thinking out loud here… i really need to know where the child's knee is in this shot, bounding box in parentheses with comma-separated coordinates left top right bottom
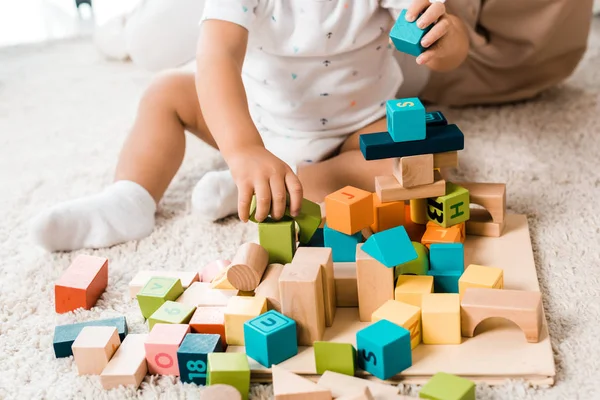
(140, 70, 195, 109)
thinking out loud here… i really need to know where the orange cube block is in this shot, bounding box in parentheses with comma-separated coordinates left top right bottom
(403, 204, 426, 242)
(421, 222, 464, 249)
(325, 186, 374, 235)
(55, 255, 108, 314)
(189, 307, 227, 346)
(370, 194, 404, 233)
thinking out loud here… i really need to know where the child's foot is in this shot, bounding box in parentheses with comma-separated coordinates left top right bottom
(30, 180, 156, 252)
(191, 170, 238, 221)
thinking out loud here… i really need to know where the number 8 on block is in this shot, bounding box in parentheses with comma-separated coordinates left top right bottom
(177, 333, 223, 385)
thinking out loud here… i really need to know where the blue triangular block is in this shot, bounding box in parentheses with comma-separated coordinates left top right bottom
(362, 226, 418, 268)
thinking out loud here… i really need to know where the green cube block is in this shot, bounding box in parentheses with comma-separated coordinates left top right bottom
(395, 241, 429, 279)
(258, 220, 296, 264)
(207, 352, 250, 400)
(419, 372, 475, 400)
(427, 183, 470, 228)
(314, 341, 356, 376)
(148, 300, 196, 330)
(136, 277, 184, 319)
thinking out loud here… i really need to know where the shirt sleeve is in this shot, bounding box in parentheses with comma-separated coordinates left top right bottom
(380, 0, 412, 19)
(201, 0, 260, 31)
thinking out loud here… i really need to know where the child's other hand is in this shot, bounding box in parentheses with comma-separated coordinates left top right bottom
(405, 0, 469, 72)
(226, 145, 303, 223)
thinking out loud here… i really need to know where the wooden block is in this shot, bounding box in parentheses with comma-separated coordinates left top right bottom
(278, 263, 326, 345)
(421, 294, 461, 344)
(360, 124, 464, 161)
(454, 182, 506, 224)
(207, 353, 251, 400)
(389, 9, 432, 56)
(465, 208, 506, 237)
(272, 365, 332, 400)
(325, 186, 374, 235)
(427, 183, 470, 228)
(376, 170, 446, 203)
(461, 288, 543, 343)
(428, 270, 462, 293)
(356, 319, 412, 380)
(243, 310, 298, 367)
(317, 370, 400, 398)
(72, 326, 120, 375)
(459, 264, 503, 300)
(370, 194, 404, 233)
(129, 270, 199, 298)
(136, 277, 184, 319)
(394, 154, 434, 188)
(372, 300, 421, 349)
(419, 372, 475, 400)
(433, 151, 459, 169)
(395, 242, 429, 278)
(145, 323, 190, 376)
(224, 295, 267, 345)
(323, 223, 362, 262)
(404, 204, 426, 242)
(211, 266, 237, 289)
(176, 282, 238, 308)
(254, 263, 284, 312)
(178, 333, 224, 385)
(314, 341, 356, 375)
(100, 333, 148, 390)
(259, 220, 297, 264)
(424, 111, 448, 127)
(227, 243, 269, 291)
(410, 198, 428, 224)
(201, 260, 231, 283)
(291, 247, 336, 327)
(362, 226, 417, 268)
(199, 384, 242, 400)
(361, 226, 374, 240)
(421, 222, 463, 249)
(147, 300, 195, 330)
(356, 244, 394, 322)
(289, 198, 322, 244)
(429, 243, 464, 273)
(334, 262, 358, 307)
(386, 98, 426, 142)
(189, 306, 227, 345)
(53, 316, 127, 358)
(55, 254, 108, 313)
(336, 387, 374, 400)
(395, 275, 434, 308)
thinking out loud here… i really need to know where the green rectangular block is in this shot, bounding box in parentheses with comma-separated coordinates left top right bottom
(427, 183, 470, 228)
(419, 372, 475, 400)
(136, 277, 184, 319)
(258, 220, 296, 264)
(148, 300, 196, 330)
(314, 341, 356, 376)
(207, 352, 250, 400)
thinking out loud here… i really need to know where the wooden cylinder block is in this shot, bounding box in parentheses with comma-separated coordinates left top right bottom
(199, 384, 242, 400)
(227, 243, 269, 291)
(254, 263, 284, 312)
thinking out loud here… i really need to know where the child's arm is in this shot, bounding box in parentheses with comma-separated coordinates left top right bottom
(195, 20, 303, 222)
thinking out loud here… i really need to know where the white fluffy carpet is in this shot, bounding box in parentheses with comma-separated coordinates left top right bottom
(1, 18, 600, 400)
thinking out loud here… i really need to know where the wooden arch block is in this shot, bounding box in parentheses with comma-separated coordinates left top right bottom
(272, 365, 332, 400)
(454, 182, 506, 237)
(227, 243, 269, 291)
(460, 288, 543, 343)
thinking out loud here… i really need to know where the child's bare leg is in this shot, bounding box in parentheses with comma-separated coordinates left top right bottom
(297, 118, 393, 202)
(31, 71, 214, 251)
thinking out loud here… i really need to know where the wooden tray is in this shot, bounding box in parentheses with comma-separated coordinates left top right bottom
(227, 214, 555, 386)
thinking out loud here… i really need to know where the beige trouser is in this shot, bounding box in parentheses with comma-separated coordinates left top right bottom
(122, 0, 594, 106)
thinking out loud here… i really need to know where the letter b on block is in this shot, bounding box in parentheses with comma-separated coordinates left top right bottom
(427, 183, 470, 228)
(243, 310, 298, 368)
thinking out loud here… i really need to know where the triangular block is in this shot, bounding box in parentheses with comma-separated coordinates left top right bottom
(362, 226, 418, 268)
(272, 365, 332, 400)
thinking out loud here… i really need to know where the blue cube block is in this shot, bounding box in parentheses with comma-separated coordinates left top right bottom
(428, 270, 461, 293)
(53, 316, 128, 358)
(177, 333, 223, 385)
(429, 243, 464, 273)
(390, 9, 433, 57)
(386, 98, 426, 143)
(425, 111, 447, 127)
(362, 225, 418, 268)
(324, 223, 362, 262)
(243, 310, 298, 368)
(357, 319, 412, 380)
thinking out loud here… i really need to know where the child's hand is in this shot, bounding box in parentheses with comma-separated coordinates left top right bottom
(405, 0, 469, 72)
(226, 145, 303, 223)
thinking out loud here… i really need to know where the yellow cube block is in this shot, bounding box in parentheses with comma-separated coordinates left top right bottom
(372, 300, 421, 349)
(394, 275, 434, 308)
(459, 264, 504, 300)
(421, 294, 461, 344)
(224, 295, 267, 345)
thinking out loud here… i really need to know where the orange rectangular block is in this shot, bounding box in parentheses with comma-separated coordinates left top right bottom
(325, 186, 374, 235)
(145, 323, 190, 376)
(421, 222, 463, 249)
(55, 255, 108, 314)
(370, 194, 404, 233)
(189, 306, 227, 345)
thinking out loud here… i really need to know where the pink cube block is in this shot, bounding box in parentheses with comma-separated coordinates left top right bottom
(201, 260, 231, 283)
(144, 323, 190, 376)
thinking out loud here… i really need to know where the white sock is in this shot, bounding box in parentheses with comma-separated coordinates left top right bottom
(30, 181, 156, 252)
(191, 170, 239, 221)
